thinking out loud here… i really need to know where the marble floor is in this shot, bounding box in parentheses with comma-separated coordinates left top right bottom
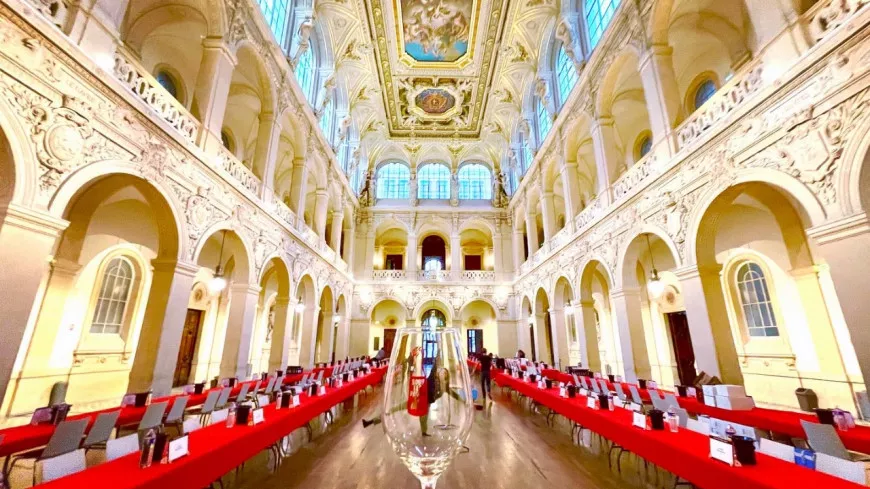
(231, 387, 654, 489)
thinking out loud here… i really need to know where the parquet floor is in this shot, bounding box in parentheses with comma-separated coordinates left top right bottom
(234, 387, 651, 489)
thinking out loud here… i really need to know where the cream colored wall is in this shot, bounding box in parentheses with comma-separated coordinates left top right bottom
(458, 301, 499, 356)
(368, 300, 406, 356)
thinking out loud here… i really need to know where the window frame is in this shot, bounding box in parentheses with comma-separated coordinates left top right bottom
(376, 162, 411, 200)
(417, 163, 451, 200)
(555, 44, 579, 107)
(153, 66, 185, 105)
(634, 131, 653, 161)
(583, 0, 620, 51)
(457, 163, 493, 200)
(536, 96, 552, 144)
(295, 44, 316, 105)
(256, 0, 292, 51)
(734, 261, 780, 339)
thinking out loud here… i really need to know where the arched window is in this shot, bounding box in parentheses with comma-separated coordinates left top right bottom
(693, 79, 718, 110)
(295, 47, 316, 105)
(458, 163, 493, 199)
(417, 163, 451, 199)
(422, 308, 446, 363)
(376, 162, 410, 199)
(736, 262, 779, 338)
(90, 256, 135, 334)
(521, 136, 534, 173)
(220, 129, 234, 153)
(422, 309, 446, 329)
(319, 98, 334, 143)
(556, 45, 579, 107)
(585, 0, 620, 50)
(636, 133, 652, 160)
(256, 0, 291, 50)
(155, 70, 180, 103)
(536, 98, 552, 143)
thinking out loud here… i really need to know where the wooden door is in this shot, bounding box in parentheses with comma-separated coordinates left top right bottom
(666, 311, 697, 385)
(173, 309, 202, 387)
(383, 329, 397, 357)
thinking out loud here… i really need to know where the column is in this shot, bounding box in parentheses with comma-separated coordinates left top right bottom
(560, 160, 583, 220)
(268, 297, 293, 372)
(548, 308, 570, 370)
(193, 38, 236, 150)
(128, 260, 199, 396)
(524, 206, 540, 254)
(298, 305, 320, 369)
(65, 0, 129, 65)
(363, 225, 375, 278)
(808, 215, 870, 389)
(743, 0, 807, 67)
(288, 158, 308, 218)
(0, 205, 67, 406)
(450, 233, 462, 279)
(406, 233, 418, 274)
(313, 189, 329, 238)
(589, 117, 620, 204)
(219, 284, 261, 379)
(317, 311, 334, 364)
(577, 300, 602, 371)
(489, 242, 498, 272)
(253, 112, 282, 200)
(342, 219, 355, 265)
(513, 229, 525, 270)
(540, 191, 557, 241)
(610, 288, 652, 382)
(673, 265, 743, 384)
(329, 209, 344, 252)
(637, 44, 681, 156)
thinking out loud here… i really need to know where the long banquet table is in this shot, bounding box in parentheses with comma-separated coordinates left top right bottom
(494, 370, 865, 489)
(0, 366, 335, 459)
(33, 367, 386, 488)
(536, 368, 870, 454)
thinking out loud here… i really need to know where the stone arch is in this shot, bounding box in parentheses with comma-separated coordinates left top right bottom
(616, 225, 682, 289)
(838, 107, 870, 216)
(0, 96, 37, 207)
(685, 169, 827, 266)
(412, 298, 454, 326)
(192, 223, 254, 284)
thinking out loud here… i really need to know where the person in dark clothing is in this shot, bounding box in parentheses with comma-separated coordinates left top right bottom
(474, 349, 493, 401)
(516, 349, 526, 359)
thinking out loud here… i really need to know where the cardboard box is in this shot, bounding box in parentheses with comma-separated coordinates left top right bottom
(714, 385, 747, 397)
(714, 395, 755, 411)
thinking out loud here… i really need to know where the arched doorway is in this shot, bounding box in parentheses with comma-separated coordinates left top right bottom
(421, 234, 446, 271)
(534, 288, 555, 366)
(315, 286, 334, 364)
(295, 274, 316, 368)
(459, 300, 498, 356)
(369, 299, 406, 358)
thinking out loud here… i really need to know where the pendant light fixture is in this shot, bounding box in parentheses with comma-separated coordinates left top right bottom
(207, 230, 228, 295)
(645, 233, 665, 299)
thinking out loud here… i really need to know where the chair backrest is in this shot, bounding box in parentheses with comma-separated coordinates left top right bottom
(629, 385, 644, 405)
(651, 394, 670, 412)
(802, 420, 850, 460)
(316, 371, 324, 383)
(200, 390, 221, 414)
(137, 401, 169, 431)
(673, 407, 689, 428)
(598, 379, 610, 394)
(83, 411, 120, 447)
(106, 434, 139, 461)
(251, 381, 262, 396)
(686, 418, 710, 435)
(49, 382, 69, 407)
(590, 379, 601, 394)
(300, 373, 310, 385)
(41, 418, 88, 459)
(856, 391, 870, 421)
(615, 384, 627, 401)
(264, 377, 276, 394)
(579, 377, 590, 390)
(663, 393, 681, 410)
(235, 383, 250, 402)
(572, 374, 581, 386)
(42, 448, 86, 482)
(216, 388, 232, 408)
(165, 396, 189, 423)
(210, 408, 229, 425)
(182, 417, 201, 434)
(273, 377, 284, 393)
(257, 394, 270, 407)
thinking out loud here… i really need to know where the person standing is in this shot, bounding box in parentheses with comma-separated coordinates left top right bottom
(475, 349, 493, 402)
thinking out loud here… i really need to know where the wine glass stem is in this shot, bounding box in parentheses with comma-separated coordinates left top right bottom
(420, 477, 438, 489)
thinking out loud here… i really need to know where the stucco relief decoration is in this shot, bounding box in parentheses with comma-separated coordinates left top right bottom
(415, 88, 456, 114)
(400, 0, 473, 62)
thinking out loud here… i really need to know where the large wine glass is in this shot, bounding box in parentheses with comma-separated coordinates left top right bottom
(382, 327, 474, 489)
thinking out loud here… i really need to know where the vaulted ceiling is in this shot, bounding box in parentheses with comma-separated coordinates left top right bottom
(317, 0, 561, 169)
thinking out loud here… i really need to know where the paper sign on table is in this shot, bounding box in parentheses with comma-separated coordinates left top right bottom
(579, 388, 589, 397)
(632, 412, 648, 429)
(586, 397, 598, 409)
(648, 381, 658, 389)
(687, 387, 697, 397)
(559, 387, 567, 397)
(252, 408, 265, 425)
(292, 395, 300, 407)
(167, 436, 189, 463)
(710, 438, 735, 466)
(630, 402, 643, 412)
(121, 394, 136, 407)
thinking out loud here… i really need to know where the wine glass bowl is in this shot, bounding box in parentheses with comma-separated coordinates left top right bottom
(382, 328, 474, 489)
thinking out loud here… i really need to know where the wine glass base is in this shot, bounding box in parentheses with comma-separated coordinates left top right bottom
(436, 424, 457, 430)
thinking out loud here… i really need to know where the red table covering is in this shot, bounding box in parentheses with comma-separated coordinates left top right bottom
(33, 367, 386, 489)
(0, 368, 330, 458)
(494, 371, 864, 489)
